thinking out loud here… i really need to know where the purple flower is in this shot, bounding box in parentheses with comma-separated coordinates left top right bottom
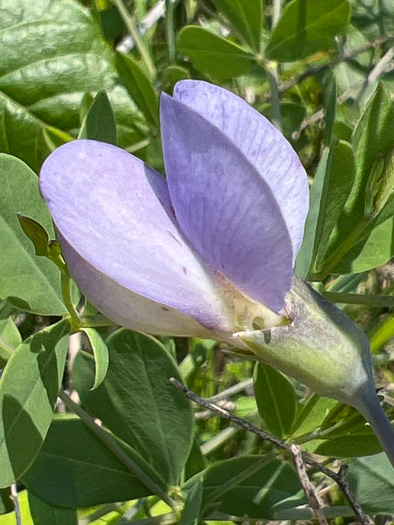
(40, 81, 394, 467)
(40, 80, 308, 339)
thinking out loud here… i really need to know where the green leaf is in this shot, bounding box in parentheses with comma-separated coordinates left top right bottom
(0, 0, 143, 171)
(115, 53, 159, 127)
(290, 394, 337, 438)
(296, 141, 356, 278)
(314, 141, 356, 270)
(28, 493, 77, 525)
(266, 0, 351, 62)
(0, 488, 12, 515)
(302, 424, 384, 458)
(198, 456, 305, 520)
(211, 0, 263, 51)
(351, 83, 394, 224)
(184, 438, 206, 481)
(348, 453, 394, 514)
(81, 328, 109, 391)
(333, 216, 394, 273)
(295, 149, 329, 278)
(178, 26, 254, 80)
(253, 363, 297, 438)
(179, 479, 203, 525)
(262, 102, 305, 139)
(0, 154, 66, 315)
(23, 417, 160, 508)
(73, 329, 194, 485)
(323, 74, 337, 146)
(78, 91, 117, 145)
(317, 84, 394, 274)
(0, 318, 21, 367)
(0, 321, 69, 488)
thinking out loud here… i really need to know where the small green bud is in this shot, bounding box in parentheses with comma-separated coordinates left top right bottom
(17, 214, 50, 256)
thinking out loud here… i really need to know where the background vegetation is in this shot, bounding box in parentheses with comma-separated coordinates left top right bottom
(1, 0, 394, 523)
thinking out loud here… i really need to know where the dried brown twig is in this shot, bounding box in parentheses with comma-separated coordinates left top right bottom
(291, 443, 328, 525)
(170, 377, 373, 525)
(277, 35, 394, 95)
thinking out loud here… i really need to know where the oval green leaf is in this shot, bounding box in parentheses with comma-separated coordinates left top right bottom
(28, 493, 77, 525)
(0, 321, 69, 488)
(0, 0, 143, 170)
(211, 0, 263, 51)
(198, 456, 305, 519)
(78, 91, 117, 145)
(0, 154, 66, 315)
(266, 0, 351, 62)
(115, 53, 159, 127)
(178, 26, 254, 79)
(254, 363, 297, 438)
(73, 329, 194, 485)
(23, 417, 160, 508)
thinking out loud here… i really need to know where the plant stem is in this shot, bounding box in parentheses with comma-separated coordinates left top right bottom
(59, 390, 176, 510)
(114, 0, 156, 79)
(277, 35, 394, 96)
(265, 0, 282, 130)
(61, 269, 80, 333)
(165, 0, 176, 64)
(323, 292, 394, 308)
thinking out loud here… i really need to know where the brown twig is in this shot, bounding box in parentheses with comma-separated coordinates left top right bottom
(277, 35, 394, 95)
(290, 444, 328, 525)
(170, 378, 373, 525)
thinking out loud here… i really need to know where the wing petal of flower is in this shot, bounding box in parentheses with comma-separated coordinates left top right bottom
(40, 139, 231, 334)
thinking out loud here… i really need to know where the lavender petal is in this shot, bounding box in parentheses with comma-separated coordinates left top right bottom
(40, 139, 232, 334)
(161, 94, 293, 313)
(173, 80, 309, 262)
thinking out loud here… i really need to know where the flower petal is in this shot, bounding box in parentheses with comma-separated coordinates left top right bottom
(173, 80, 309, 261)
(40, 139, 231, 334)
(58, 233, 214, 337)
(161, 94, 293, 313)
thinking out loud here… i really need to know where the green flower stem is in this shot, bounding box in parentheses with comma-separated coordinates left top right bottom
(114, 0, 156, 79)
(60, 268, 80, 333)
(59, 390, 177, 510)
(369, 314, 394, 354)
(166, 0, 176, 64)
(323, 292, 394, 308)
